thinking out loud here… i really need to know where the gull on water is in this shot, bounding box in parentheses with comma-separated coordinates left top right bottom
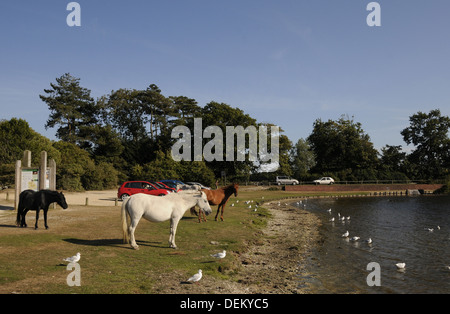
(63, 252, 81, 263)
(395, 263, 406, 270)
(365, 238, 373, 244)
(342, 231, 349, 237)
(329, 217, 335, 222)
(187, 269, 202, 284)
(211, 250, 226, 259)
(350, 236, 360, 241)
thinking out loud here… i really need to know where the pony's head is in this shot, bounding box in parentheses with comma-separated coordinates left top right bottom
(232, 183, 239, 197)
(57, 191, 69, 209)
(198, 191, 212, 216)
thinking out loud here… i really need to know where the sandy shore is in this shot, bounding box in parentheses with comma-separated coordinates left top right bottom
(154, 199, 321, 294)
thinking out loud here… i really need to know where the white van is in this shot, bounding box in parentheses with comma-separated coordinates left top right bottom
(276, 176, 299, 185)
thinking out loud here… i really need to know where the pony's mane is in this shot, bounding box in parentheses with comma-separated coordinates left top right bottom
(221, 183, 238, 191)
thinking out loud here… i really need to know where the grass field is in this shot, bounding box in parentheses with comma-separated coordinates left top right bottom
(0, 187, 369, 294)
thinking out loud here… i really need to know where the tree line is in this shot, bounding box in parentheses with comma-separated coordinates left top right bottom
(1, 73, 449, 190)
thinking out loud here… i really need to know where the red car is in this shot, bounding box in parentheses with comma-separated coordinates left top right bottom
(117, 181, 171, 200)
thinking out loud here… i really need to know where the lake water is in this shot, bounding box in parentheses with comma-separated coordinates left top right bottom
(294, 195, 450, 294)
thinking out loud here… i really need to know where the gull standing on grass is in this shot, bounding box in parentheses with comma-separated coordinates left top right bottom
(63, 252, 81, 263)
(211, 250, 226, 259)
(187, 269, 202, 284)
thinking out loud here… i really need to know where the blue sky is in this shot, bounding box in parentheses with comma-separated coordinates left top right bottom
(1, 0, 449, 151)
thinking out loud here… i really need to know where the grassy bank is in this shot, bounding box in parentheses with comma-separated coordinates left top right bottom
(0, 187, 364, 294)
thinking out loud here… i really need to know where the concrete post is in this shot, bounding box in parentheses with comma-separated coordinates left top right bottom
(14, 159, 21, 210)
(23, 150, 31, 168)
(40, 151, 47, 190)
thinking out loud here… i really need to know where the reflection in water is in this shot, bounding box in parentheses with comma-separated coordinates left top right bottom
(295, 195, 450, 294)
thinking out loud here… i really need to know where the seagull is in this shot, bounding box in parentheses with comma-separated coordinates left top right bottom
(346, 216, 351, 220)
(231, 203, 234, 207)
(327, 208, 332, 213)
(437, 226, 441, 230)
(329, 217, 335, 222)
(395, 263, 406, 270)
(63, 252, 81, 263)
(211, 250, 226, 259)
(187, 269, 202, 284)
(350, 236, 360, 241)
(342, 231, 349, 237)
(365, 238, 373, 244)
(427, 228, 434, 232)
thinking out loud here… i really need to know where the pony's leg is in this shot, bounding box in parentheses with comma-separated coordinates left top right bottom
(220, 201, 228, 221)
(169, 217, 180, 249)
(43, 208, 49, 229)
(128, 218, 140, 250)
(34, 209, 40, 229)
(197, 209, 206, 223)
(21, 209, 29, 227)
(202, 210, 207, 222)
(214, 205, 220, 221)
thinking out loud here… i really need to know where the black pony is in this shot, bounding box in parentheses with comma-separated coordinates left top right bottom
(16, 189, 68, 229)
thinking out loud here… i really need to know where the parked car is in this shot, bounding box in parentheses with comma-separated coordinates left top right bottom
(159, 179, 185, 189)
(149, 181, 178, 193)
(117, 181, 171, 200)
(185, 182, 211, 190)
(313, 177, 335, 185)
(276, 176, 299, 185)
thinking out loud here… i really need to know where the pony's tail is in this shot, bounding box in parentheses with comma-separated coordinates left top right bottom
(190, 206, 199, 217)
(121, 197, 130, 244)
(16, 194, 24, 226)
(15, 209, 21, 226)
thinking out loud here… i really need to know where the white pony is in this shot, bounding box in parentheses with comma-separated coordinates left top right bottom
(121, 191, 212, 250)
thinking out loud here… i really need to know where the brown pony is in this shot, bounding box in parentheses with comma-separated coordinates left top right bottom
(191, 183, 239, 222)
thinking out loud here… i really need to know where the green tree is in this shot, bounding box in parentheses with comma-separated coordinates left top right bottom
(0, 118, 60, 186)
(104, 88, 148, 143)
(291, 138, 316, 180)
(307, 115, 378, 180)
(0, 118, 60, 165)
(40, 73, 98, 147)
(378, 145, 409, 180)
(53, 141, 118, 191)
(401, 109, 450, 179)
(199, 101, 259, 179)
